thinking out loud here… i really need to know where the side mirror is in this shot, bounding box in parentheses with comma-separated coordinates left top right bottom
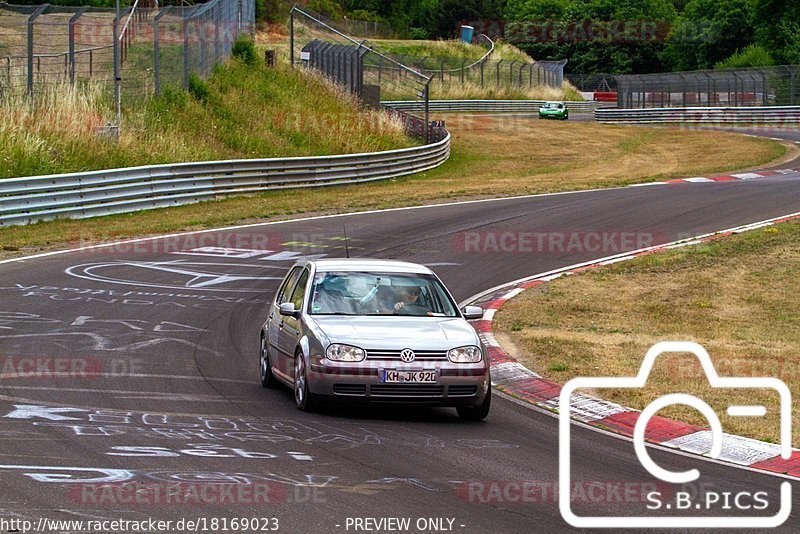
(462, 305, 484, 320)
(279, 302, 299, 318)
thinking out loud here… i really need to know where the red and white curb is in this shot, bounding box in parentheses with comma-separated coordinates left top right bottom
(469, 212, 800, 479)
(628, 167, 800, 187)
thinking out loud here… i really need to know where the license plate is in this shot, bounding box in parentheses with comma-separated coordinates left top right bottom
(381, 369, 437, 383)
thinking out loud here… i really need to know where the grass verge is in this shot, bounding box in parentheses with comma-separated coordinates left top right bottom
(0, 115, 785, 259)
(369, 39, 532, 63)
(495, 219, 800, 446)
(0, 59, 411, 180)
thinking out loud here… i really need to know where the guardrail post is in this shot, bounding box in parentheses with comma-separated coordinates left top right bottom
(68, 7, 88, 87)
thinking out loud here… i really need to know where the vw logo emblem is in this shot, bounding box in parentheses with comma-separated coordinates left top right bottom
(400, 349, 416, 363)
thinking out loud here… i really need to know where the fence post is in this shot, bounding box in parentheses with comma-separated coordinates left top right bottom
(460, 58, 466, 84)
(214, 0, 220, 67)
(27, 5, 47, 97)
(154, 5, 171, 96)
(200, 13, 207, 77)
(496, 59, 503, 86)
(68, 7, 87, 86)
(289, 8, 294, 68)
(440, 60, 444, 83)
(509, 60, 515, 84)
(183, 8, 191, 90)
(424, 80, 430, 145)
(480, 60, 484, 87)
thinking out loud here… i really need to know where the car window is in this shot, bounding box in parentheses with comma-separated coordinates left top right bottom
(289, 269, 310, 309)
(308, 271, 458, 317)
(276, 267, 301, 305)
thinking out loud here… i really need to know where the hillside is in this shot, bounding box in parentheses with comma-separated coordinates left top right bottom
(0, 51, 413, 180)
(373, 39, 531, 64)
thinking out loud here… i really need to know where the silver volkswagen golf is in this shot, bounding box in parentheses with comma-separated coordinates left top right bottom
(259, 259, 491, 420)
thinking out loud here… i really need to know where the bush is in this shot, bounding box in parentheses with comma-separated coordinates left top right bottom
(231, 34, 258, 65)
(715, 44, 775, 70)
(188, 74, 210, 103)
(408, 27, 431, 40)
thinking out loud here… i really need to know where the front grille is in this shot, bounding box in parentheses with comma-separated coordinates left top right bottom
(448, 385, 478, 396)
(370, 385, 445, 397)
(365, 349, 448, 361)
(333, 384, 367, 396)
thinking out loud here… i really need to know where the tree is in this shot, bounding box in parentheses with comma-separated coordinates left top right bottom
(661, 0, 754, 71)
(753, 0, 800, 64)
(506, 0, 677, 73)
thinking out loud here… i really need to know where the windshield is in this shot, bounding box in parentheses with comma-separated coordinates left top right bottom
(544, 102, 563, 109)
(308, 271, 459, 317)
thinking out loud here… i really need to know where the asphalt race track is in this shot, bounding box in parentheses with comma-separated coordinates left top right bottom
(1, 164, 800, 530)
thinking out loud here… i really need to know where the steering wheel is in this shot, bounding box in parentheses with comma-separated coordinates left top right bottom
(395, 303, 431, 316)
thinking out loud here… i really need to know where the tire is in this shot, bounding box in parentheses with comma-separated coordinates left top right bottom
(457, 386, 492, 421)
(259, 334, 281, 389)
(294, 351, 318, 411)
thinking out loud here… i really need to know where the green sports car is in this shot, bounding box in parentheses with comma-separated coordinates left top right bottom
(538, 101, 569, 120)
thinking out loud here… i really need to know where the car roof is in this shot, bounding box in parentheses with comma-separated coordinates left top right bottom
(307, 258, 434, 274)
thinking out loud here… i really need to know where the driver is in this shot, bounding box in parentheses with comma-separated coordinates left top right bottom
(392, 286, 421, 312)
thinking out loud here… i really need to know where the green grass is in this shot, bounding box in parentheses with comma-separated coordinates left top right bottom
(496, 219, 800, 446)
(0, 58, 413, 180)
(373, 39, 531, 64)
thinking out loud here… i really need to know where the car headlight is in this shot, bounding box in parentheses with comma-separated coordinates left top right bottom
(326, 344, 366, 362)
(447, 345, 482, 363)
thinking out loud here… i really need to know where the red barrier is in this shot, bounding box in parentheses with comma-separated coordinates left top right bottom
(593, 92, 617, 102)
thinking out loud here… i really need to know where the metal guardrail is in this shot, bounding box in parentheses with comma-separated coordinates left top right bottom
(0, 133, 450, 226)
(382, 100, 612, 113)
(595, 106, 800, 124)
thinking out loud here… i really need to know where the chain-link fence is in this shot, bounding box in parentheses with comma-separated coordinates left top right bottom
(291, 6, 441, 142)
(616, 65, 800, 108)
(567, 73, 617, 93)
(377, 36, 566, 98)
(339, 16, 396, 40)
(0, 0, 254, 102)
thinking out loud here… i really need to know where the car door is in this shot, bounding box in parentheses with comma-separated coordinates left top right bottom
(279, 267, 310, 380)
(268, 266, 302, 380)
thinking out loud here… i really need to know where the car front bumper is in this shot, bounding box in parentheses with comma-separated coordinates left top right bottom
(308, 362, 490, 405)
